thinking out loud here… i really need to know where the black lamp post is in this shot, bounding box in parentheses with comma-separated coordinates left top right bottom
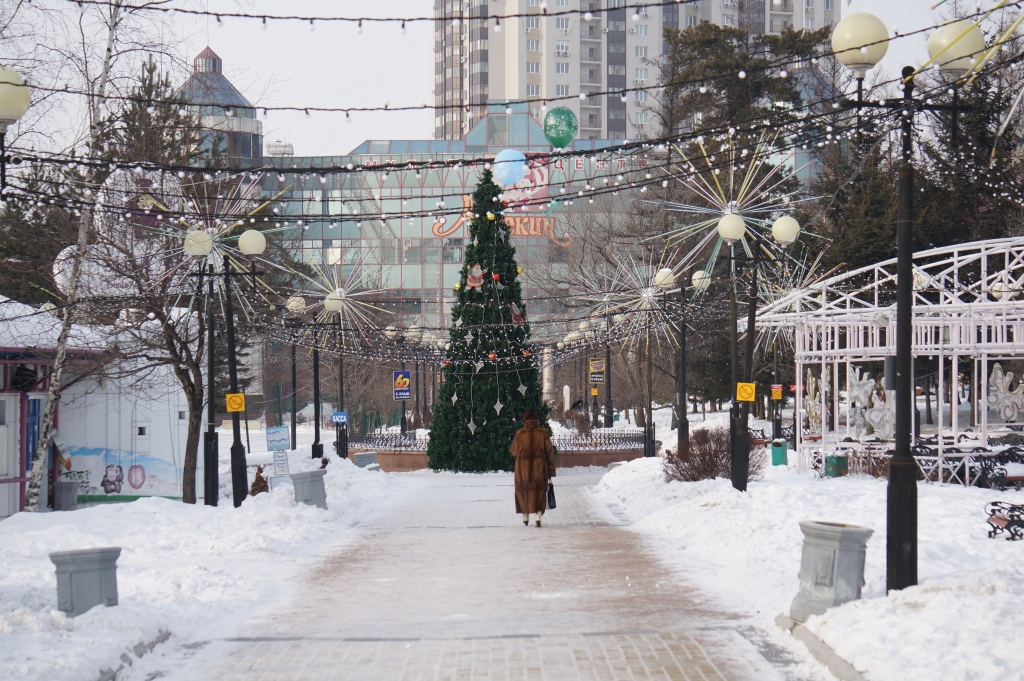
(604, 311, 613, 428)
(186, 228, 267, 508)
(204, 264, 218, 506)
(832, 9, 978, 592)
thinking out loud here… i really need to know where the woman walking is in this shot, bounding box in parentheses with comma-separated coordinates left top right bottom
(510, 411, 555, 527)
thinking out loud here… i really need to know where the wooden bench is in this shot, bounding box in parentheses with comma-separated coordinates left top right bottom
(986, 502, 1024, 541)
(748, 428, 770, 447)
(976, 449, 1024, 491)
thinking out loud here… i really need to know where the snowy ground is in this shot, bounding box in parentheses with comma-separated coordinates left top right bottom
(596, 418, 1024, 681)
(0, 433, 393, 681)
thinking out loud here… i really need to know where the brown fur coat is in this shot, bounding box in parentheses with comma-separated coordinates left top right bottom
(510, 419, 556, 513)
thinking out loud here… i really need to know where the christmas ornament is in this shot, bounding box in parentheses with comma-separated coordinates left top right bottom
(518, 383, 528, 395)
(510, 302, 524, 324)
(487, 212, 495, 220)
(543, 106, 578, 148)
(467, 264, 485, 289)
(468, 419, 476, 435)
(516, 266, 523, 274)
(492, 148, 529, 188)
(494, 400, 504, 415)
(488, 352, 497, 360)
(491, 273, 500, 281)
(451, 392, 458, 404)
(454, 282, 461, 291)
(475, 361, 484, 372)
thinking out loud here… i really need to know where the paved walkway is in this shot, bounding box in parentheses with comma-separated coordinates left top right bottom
(150, 471, 793, 680)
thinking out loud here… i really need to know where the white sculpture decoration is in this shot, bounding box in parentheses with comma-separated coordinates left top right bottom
(988, 363, 1024, 422)
(804, 368, 822, 431)
(864, 388, 896, 441)
(848, 366, 875, 439)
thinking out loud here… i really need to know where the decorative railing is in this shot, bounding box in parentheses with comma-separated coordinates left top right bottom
(349, 428, 648, 452)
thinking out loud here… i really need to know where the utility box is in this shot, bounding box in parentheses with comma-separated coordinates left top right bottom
(53, 481, 79, 511)
(49, 547, 121, 617)
(824, 455, 849, 477)
(771, 439, 788, 466)
(352, 451, 378, 468)
(789, 521, 873, 623)
(290, 469, 327, 509)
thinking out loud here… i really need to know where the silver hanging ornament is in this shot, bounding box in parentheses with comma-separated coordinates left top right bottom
(517, 383, 527, 395)
(468, 419, 476, 434)
(466, 330, 474, 342)
(454, 317, 463, 328)
(451, 392, 458, 405)
(475, 361, 484, 373)
(494, 400, 504, 415)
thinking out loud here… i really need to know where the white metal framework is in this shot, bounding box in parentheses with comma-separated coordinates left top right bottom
(758, 237, 1024, 483)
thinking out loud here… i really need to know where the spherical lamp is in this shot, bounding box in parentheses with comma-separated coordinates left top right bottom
(324, 290, 344, 313)
(692, 270, 711, 291)
(654, 267, 675, 291)
(927, 19, 986, 78)
(492, 149, 529, 188)
(285, 296, 306, 312)
(831, 13, 889, 78)
(717, 213, 746, 243)
(771, 215, 801, 247)
(384, 325, 398, 340)
(578, 320, 591, 332)
(238, 229, 266, 256)
(184, 230, 214, 258)
(0, 66, 31, 131)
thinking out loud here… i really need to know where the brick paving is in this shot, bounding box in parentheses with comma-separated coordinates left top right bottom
(150, 471, 790, 680)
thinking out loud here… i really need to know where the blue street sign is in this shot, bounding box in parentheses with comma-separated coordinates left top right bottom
(393, 370, 411, 401)
(266, 426, 290, 451)
(331, 410, 348, 426)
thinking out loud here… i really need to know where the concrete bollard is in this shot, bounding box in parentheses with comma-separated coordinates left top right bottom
(49, 547, 121, 617)
(290, 469, 327, 509)
(789, 521, 873, 623)
(53, 481, 79, 511)
(352, 451, 378, 468)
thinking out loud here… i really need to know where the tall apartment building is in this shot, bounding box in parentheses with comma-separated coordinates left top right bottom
(433, 0, 840, 141)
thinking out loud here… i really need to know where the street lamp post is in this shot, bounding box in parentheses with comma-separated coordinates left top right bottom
(604, 311, 613, 428)
(290, 339, 297, 450)
(832, 11, 981, 592)
(0, 66, 31, 197)
(323, 290, 347, 460)
(186, 227, 267, 508)
(204, 264, 218, 506)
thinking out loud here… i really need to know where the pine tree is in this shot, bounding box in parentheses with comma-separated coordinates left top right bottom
(427, 169, 550, 472)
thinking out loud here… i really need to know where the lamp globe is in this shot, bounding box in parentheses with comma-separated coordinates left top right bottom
(238, 229, 267, 256)
(832, 13, 889, 78)
(771, 215, 801, 247)
(928, 19, 986, 78)
(717, 213, 746, 243)
(184, 230, 214, 258)
(654, 267, 675, 291)
(0, 66, 31, 131)
(324, 290, 345, 313)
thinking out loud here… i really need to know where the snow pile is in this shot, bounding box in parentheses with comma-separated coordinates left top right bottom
(597, 458, 1024, 681)
(0, 450, 393, 681)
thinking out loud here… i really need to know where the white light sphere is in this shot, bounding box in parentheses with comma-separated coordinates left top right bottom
(0, 65, 31, 129)
(771, 215, 800, 246)
(557, 341, 565, 349)
(407, 325, 422, 342)
(184, 230, 214, 258)
(993, 282, 1018, 301)
(324, 290, 345, 312)
(238, 229, 267, 256)
(928, 19, 986, 77)
(831, 13, 889, 77)
(492, 148, 529, 188)
(654, 267, 675, 291)
(692, 270, 711, 290)
(578, 320, 591, 332)
(717, 213, 746, 243)
(285, 296, 306, 312)
(384, 325, 398, 339)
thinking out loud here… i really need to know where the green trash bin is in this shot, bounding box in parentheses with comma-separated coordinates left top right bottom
(824, 455, 849, 477)
(771, 439, 788, 466)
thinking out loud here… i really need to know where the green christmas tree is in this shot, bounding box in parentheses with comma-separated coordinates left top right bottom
(427, 169, 549, 472)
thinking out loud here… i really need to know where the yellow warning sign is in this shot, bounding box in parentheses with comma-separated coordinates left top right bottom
(226, 393, 246, 413)
(591, 387, 599, 396)
(771, 388, 783, 400)
(736, 383, 756, 402)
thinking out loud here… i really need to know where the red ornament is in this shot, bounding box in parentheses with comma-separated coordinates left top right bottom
(488, 352, 497, 360)
(491, 273, 500, 281)
(523, 350, 531, 357)
(443, 359, 450, 366)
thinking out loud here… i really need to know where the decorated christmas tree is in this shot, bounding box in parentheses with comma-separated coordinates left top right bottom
(427, 168, 549, 472)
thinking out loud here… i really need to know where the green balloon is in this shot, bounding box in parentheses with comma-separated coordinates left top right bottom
(543, 106, 578, 149)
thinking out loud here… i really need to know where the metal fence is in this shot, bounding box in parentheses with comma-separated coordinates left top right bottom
(348, 428, 647, 452)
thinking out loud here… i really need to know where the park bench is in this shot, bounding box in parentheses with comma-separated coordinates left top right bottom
(748, 428, 770, 447)
(986, 501, 1024, 541)
(974, 448, 1024, 491)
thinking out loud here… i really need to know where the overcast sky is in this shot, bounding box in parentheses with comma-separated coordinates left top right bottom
(177, 1, 952, 157)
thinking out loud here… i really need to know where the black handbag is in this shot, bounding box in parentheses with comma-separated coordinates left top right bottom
(546, 482, 556, 510)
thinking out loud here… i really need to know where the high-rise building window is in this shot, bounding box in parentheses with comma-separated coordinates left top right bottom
(527, 61, 540, 73)
(608, 64, 625, 75)
(556, 62, 570, 74)
(608, 20, 626, 32)
(527, 0, 538, 5)
(804, 18, 814, 29)
(805, 0, 814, 7)
(636, 111, 648, 124)
(556, 85, 570, 96)
(824, 0, 833, 8)
(635, 46, 648, 58)
(636, 24, 648, 35)
(587, 113, 599, 127)
(527, 39, 540, 51)
(685, 15, 698, 27)
(608, 0, 625, 7)
(634, 68, 648, 80)
(555, 40, 570, 55)
(556, 17, 570, 30)
(557, 0, 570, 6)
(527, 84, 540, 96)
(609, 42, 625, 53)
(635, 90, 648, 102)
(526, 17, 540, 29)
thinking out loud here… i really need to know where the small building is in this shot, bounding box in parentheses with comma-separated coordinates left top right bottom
(0, 297, 188, 518)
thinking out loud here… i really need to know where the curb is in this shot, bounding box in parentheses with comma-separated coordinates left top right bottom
(775, 614, 867, 681)
(97, 631, 171, 681)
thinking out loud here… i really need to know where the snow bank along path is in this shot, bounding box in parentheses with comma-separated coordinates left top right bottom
(0, 448, 391, 681)
(598, 458, 1024, 681)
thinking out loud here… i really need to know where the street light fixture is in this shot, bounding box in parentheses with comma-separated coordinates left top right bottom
(833, 10, 974, 592)
(0, 65, 31, 196)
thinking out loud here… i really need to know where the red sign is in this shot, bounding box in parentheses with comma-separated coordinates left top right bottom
(790, 384, 798, 392)
(771, 384, 783, 391)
